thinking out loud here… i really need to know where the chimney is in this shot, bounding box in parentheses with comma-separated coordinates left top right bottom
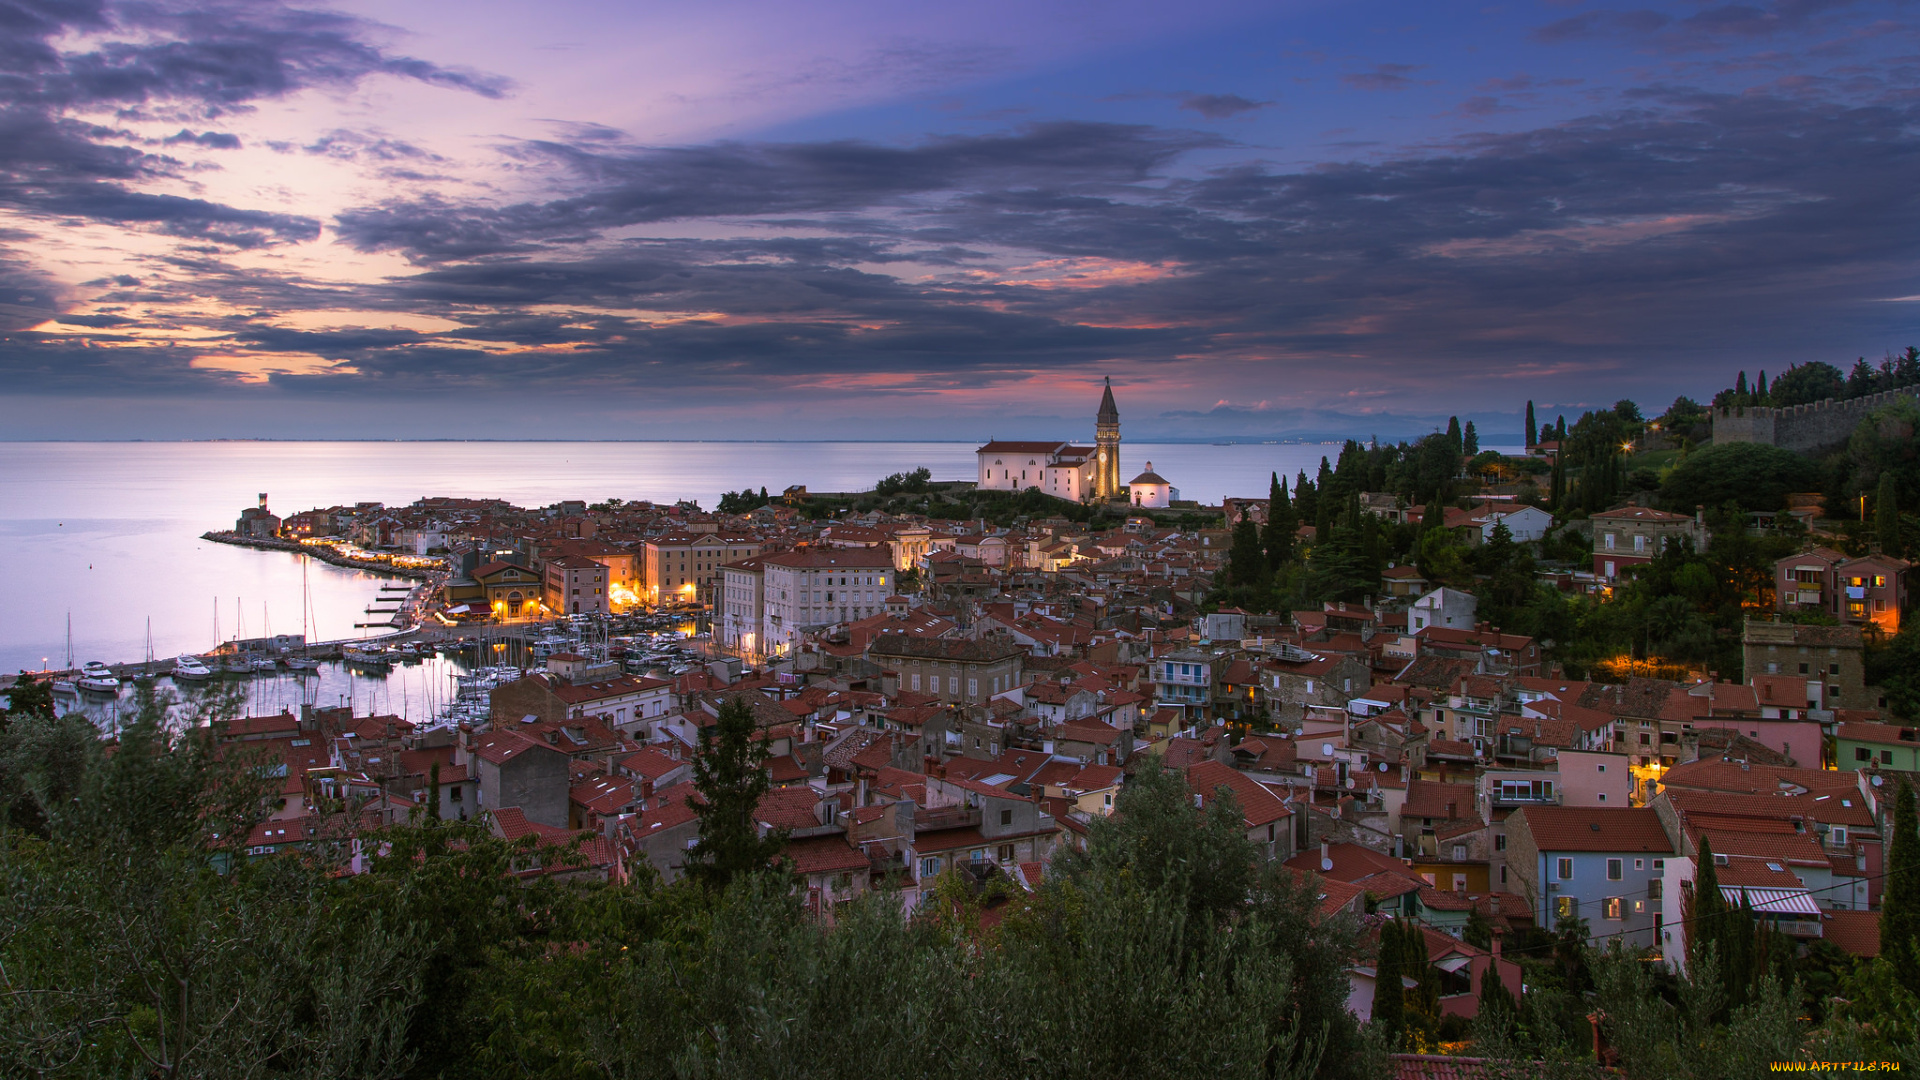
(1491, 927, 1503, 958)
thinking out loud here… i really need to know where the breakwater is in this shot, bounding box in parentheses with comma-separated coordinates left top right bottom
(201, 531, 442, 581)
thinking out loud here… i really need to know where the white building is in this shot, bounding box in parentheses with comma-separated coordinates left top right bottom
(1410, 586, 1478, 633)
(761, 547, 896, 657)
(975, 441, 1096, 500)
(1128, 462, 1175, 508)
(718, 555, 769, 662)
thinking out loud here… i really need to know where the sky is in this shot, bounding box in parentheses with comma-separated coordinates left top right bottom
(1, 0, 1917, 442)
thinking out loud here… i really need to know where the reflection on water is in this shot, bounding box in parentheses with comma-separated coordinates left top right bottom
(55, 653, 490, 730)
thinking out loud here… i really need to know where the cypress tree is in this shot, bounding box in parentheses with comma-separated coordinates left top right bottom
(1228, 516, 1267, 589)
(1446, 416, 1462, 460)
(1316, 456, 1334, 501)
(1478, 954, 1515, 1024)
(1556, 416, 1567, 441)
(1525, 401, 1537, 448)
(1373, 919, 1405, 1042)
(1728, 891, 1756, 1003)
(1756, 370, 1769, 403)
(1463, 420, 1479, 456)
(1877, 472, 1902, 557)
(427, 761, 441, 821)
(1736, 371, 1749, 402)
(1263, 471, 1295, 569)
(1883, 780, 1920, 992)
(1691, 836, 1727, 981)
(1294, 469, 1316, 525)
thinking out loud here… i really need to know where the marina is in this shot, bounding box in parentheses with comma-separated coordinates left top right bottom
(33, 609, 711, 732)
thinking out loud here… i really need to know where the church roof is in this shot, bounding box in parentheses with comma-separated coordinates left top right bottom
(1097, 377, 1119, 422)
(1129, 458, 1169, 486)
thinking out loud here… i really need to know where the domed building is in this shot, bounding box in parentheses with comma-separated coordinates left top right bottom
(1128, 461, 1176, 508)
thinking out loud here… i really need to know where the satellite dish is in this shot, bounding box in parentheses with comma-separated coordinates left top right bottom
(1321, 857, 1334, 872)
(1873, 775, 1885, 787)
(1379, 761, 1389, 772)
(1346, 776, 1358, 789)
(1321, 743, 1334, 757)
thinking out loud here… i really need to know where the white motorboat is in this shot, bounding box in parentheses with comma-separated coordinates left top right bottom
(343, 644, 392, 668)
(285, 655, 322, 672)
(76, 662, 120, 694)
(171, 656, 213, 681)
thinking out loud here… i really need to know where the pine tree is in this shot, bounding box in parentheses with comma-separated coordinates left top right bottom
(1262, 471, 1295, 569)
(1373, 919, 1405, 1043)
(1878, 472, 1902, 557)
(1525, 401, 1537, 448)
(1463, 420, 1479, 456)
(686, 695, 787, 890)
(1883, 780, 1920, 992)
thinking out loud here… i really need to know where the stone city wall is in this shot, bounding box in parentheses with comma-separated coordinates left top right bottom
(1712, 385, 1920, 453)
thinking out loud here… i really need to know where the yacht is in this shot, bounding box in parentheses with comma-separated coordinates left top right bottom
(342, 644, 392, 669)
(284, 655, 322, 673)
(171, 656, 213, 682)
(76, 662, 120, 694)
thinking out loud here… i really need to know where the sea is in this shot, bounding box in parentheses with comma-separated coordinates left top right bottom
(2, 439, 1515, 722)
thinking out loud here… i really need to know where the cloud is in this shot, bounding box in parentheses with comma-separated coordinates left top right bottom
(0, 0, 506, 249)
(333, 123, 1222, 261)
(162, 129, 241, 148)
(1180, 93, 1272, 118)
(1531, 1, 1871, 51)
(1340, 63, 1424, 91)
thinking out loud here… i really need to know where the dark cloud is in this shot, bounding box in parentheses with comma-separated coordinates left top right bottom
(1532, 1, 1871, 50)
(1180, 93, 1272, 118)
(334, 123, 1221, 261)
(0, 0, 505, 252)
(162, 128, 240, 148)
(1340, 63, 1423, 91)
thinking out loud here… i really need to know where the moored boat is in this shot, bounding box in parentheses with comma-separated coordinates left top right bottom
(171, 656, 213, 681)
(77, 661, 120, 694)
(342, 644, 392, 668)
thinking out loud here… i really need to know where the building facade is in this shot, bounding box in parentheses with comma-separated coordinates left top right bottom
(973, 379, 1122, 502)
(762, 547, 897, 656)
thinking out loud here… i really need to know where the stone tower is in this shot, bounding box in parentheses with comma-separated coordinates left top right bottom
(1095, 377, 1121, 501)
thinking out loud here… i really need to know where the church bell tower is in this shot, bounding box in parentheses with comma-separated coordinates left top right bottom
(1095, 377, 1121, 501)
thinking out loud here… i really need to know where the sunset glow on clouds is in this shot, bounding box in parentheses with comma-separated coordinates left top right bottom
(1, 0, 1917, 439)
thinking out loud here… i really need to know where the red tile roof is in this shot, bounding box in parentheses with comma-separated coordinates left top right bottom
(1513, 806, 1672, 853)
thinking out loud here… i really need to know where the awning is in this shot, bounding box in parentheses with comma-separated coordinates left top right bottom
(1435, 955, 1473, 974)
(1723, 886, 1821, 916)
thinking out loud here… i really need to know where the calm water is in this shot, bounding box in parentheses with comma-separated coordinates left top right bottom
(2, 440, 1517, 679)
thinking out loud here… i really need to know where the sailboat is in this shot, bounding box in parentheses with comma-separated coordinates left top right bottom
(249, 601, 278, 672)
(287, 559, 322, 672)
(52, 614, 79, 696)
(222, 597, 251, 676)
(132, 619, 158, 685)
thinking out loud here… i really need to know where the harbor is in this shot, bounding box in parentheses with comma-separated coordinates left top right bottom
(18, 608, 713, 732)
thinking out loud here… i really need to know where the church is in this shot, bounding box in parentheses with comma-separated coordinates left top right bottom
(975, 378, 1127, 502)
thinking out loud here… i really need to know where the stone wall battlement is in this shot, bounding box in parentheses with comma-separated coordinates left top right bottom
(1712, 385, 1920, 452)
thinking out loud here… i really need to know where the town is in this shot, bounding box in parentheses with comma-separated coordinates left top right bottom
(9, 359, 1920, 1077)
